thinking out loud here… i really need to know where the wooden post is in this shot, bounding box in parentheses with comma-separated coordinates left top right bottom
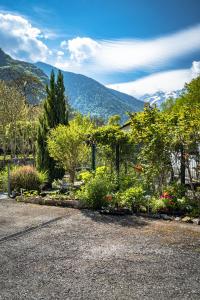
(7, 161, 11, 197)
(115, 143, 120, 190)
(180, 145, 185, 185)
(91, 143, 96, 171)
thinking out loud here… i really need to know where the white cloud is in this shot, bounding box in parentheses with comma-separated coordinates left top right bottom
(59, 24, 200, 73)
(60, 40, 68, 49)
(0, 13, 50, 62)
(67, 37, 100, 63)
(107, 61, 200, 97)
(57, 50, 64, 56)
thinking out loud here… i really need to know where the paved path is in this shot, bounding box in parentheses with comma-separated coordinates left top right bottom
(0, 199, 200, 300)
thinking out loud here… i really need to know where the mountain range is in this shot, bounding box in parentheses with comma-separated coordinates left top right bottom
(139, 90, 183, 106)
(0, 48, 144, 122)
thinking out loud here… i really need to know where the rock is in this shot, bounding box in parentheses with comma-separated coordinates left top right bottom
(192, 218, 200, 225)
(151, 214, 161, 219)
(175, 217, 181, 221)
(181, 216, 193, 223)
(160, 214, 172, 221)
(164, 216, 173, 221)
(162, 215, 173, 221)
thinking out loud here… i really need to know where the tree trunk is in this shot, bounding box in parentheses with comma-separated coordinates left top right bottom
(69, 169, 75, 184)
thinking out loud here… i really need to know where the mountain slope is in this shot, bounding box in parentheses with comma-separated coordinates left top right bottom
(0, 48, 144, 121)
(35, 62, 144, 121)
(0, 48, 48, 104)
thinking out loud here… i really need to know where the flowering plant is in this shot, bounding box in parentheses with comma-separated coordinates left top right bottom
(160, 191, 177, 208)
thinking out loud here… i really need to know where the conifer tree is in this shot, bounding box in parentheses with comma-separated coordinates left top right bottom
(36, 69, 68, 182)
(55, 70, 68, 125)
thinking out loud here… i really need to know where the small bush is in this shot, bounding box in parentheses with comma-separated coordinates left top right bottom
(118, 170, 140, 191)
(77, 170, 93, 183)
(0, 168, 8, 192)
(95, 166, 110, 176)
(118, 186, 145, 211)
(163, 183, 186, 199)
(150, 197, 167, 213)
(23, 190, 39, 197)
(77, 170, 114, 209)
(10, 165, 47, 192)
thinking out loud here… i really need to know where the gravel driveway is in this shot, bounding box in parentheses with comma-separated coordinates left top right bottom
(0, 199, 200, 300)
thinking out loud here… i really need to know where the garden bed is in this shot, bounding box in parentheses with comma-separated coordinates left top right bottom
(16, 195, 82, 209)
(16, 194, 200, 226)
(136, 212, 200, 225)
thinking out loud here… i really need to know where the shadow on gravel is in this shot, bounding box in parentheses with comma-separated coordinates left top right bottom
(81, 209, 148, 228)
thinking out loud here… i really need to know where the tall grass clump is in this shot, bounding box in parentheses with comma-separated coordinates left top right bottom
(10, 165, 47, 191)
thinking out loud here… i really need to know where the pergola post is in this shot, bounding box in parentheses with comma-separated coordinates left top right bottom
(115, 143, 120, 189)
(180, 145, 185, 186)
(91, 142, 96, 171)
(7, 161, 11, 197)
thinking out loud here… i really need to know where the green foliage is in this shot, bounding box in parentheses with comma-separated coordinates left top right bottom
(90, 124, 128, 146)
(78, 170, 93, 183)
(117, 186, 145, 210)
(95, 166, 110, 176)
(77, 169, 115, 209)
(36, 70, 68, 182)
(23, 190, 39, 197)
(48, 114, 94, 183)
(0, 167, 8, 192)
(130, 104, 173, 193)
(107, 115, 121, 126)
(89, 124, 134, 174)
(118, 170, 141, 191)
(9, 165, 47, 192)
(150, 195, 195, 215)
(163, 182, 186, 199)
(0, 49, 48, 104)
(150, 197, 167, 213)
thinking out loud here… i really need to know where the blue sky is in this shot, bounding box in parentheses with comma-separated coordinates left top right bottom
(0, 0, 200, 96)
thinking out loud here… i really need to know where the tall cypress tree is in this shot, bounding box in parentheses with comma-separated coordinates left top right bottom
(36, 70, 68, 183)
(55, 70, 68, 125)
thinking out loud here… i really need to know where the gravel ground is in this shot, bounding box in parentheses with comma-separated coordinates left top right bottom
(0, 199, 200, 300)
(0, 193, 7, 200)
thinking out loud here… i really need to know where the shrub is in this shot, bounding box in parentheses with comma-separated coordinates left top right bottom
(10, 165, 47, 192)
(77, 170, 93, 183)
(95, 166, 110, 176)
(118, 186, 145, 211)
(76, 170, 114, 209)
(0, 168, 8, 192)
(118, 172, 143, 191)
(23, 190, 39, 197)
(150, 192, 177, 214)
(163, 183, 186, 199)
(150, 197, 167, 213)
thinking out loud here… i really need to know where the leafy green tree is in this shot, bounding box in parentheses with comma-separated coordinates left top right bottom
(47, 114, 94, 183)
(130, 104, 173, 193)
(36, 70, 68, 182)
(0, 80, 27, 161)
(6, 67, 45, 105)
(163, 77, 200, 201)
(129, 77, 200, 199)
(107, 115, 121, 126)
